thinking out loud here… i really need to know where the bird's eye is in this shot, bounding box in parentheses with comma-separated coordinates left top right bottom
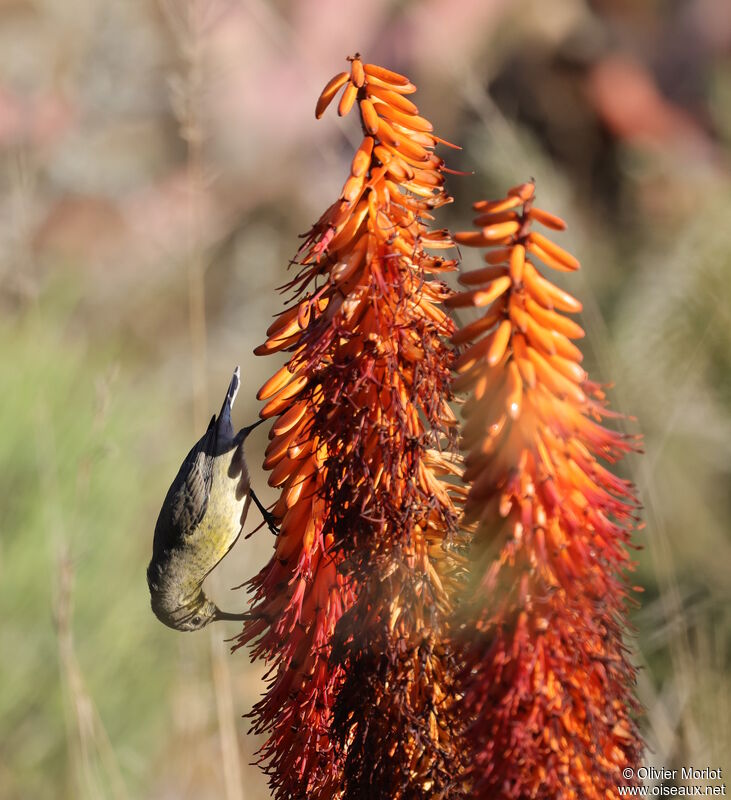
(191, 615, 201, 626)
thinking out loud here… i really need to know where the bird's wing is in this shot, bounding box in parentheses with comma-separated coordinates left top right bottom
(149, 418, 216, 560)
(171, 424, 216, 537)
(171, 458, 211, 536)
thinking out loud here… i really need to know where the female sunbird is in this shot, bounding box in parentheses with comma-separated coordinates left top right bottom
(147, 367, 273, 631)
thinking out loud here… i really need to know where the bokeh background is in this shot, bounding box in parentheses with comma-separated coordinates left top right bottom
(1, 0, 730, 797)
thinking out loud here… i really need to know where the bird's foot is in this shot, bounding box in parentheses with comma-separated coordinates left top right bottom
(250, 488, 280, 536)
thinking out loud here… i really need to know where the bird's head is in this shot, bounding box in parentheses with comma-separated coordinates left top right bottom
(175, 596, 219, 631)
(160, 594, 248, 632)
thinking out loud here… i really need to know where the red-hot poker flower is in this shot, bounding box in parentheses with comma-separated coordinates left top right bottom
(448, 181, 643, 799)
(237, 55, 467, 799)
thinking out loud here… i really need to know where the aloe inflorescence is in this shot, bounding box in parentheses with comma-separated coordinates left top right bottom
(238, 55, 468, 799)
(237, 57, 643, 800)
(449, 180, 643, 799)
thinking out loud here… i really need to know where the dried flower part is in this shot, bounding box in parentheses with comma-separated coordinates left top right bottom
(450, 181, 643, 799)
(238, 55, 467, 799)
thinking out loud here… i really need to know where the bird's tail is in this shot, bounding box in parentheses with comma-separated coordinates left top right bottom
(216, 366, 240, 437)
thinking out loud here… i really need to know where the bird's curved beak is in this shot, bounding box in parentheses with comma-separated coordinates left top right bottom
(214, 608, 249, 622)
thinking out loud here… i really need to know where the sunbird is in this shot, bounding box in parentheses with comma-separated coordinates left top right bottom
(147, 367, 274, 631)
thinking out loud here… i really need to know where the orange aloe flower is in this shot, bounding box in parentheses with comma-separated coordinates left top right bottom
(237, 56, 467, 799)
(448, 181, 643, 799)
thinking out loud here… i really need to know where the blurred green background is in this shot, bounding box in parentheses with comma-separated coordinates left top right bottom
(1, 1, 729, 797)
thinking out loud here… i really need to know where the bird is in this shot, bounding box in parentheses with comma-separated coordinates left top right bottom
(147, 366, 275, 632)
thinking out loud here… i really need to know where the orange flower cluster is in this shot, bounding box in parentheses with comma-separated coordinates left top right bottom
(448, 182, 643, 799)
(238, 56, 467, 799)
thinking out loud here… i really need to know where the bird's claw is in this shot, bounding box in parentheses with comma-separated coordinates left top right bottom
(250, 488, 280, 536)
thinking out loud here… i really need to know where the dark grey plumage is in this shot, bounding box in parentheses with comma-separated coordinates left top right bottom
(147, 366, 264, 632)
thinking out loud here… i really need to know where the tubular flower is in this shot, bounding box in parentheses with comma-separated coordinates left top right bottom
(448, 181, 643, 799)
(237, 55, 467, 799)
